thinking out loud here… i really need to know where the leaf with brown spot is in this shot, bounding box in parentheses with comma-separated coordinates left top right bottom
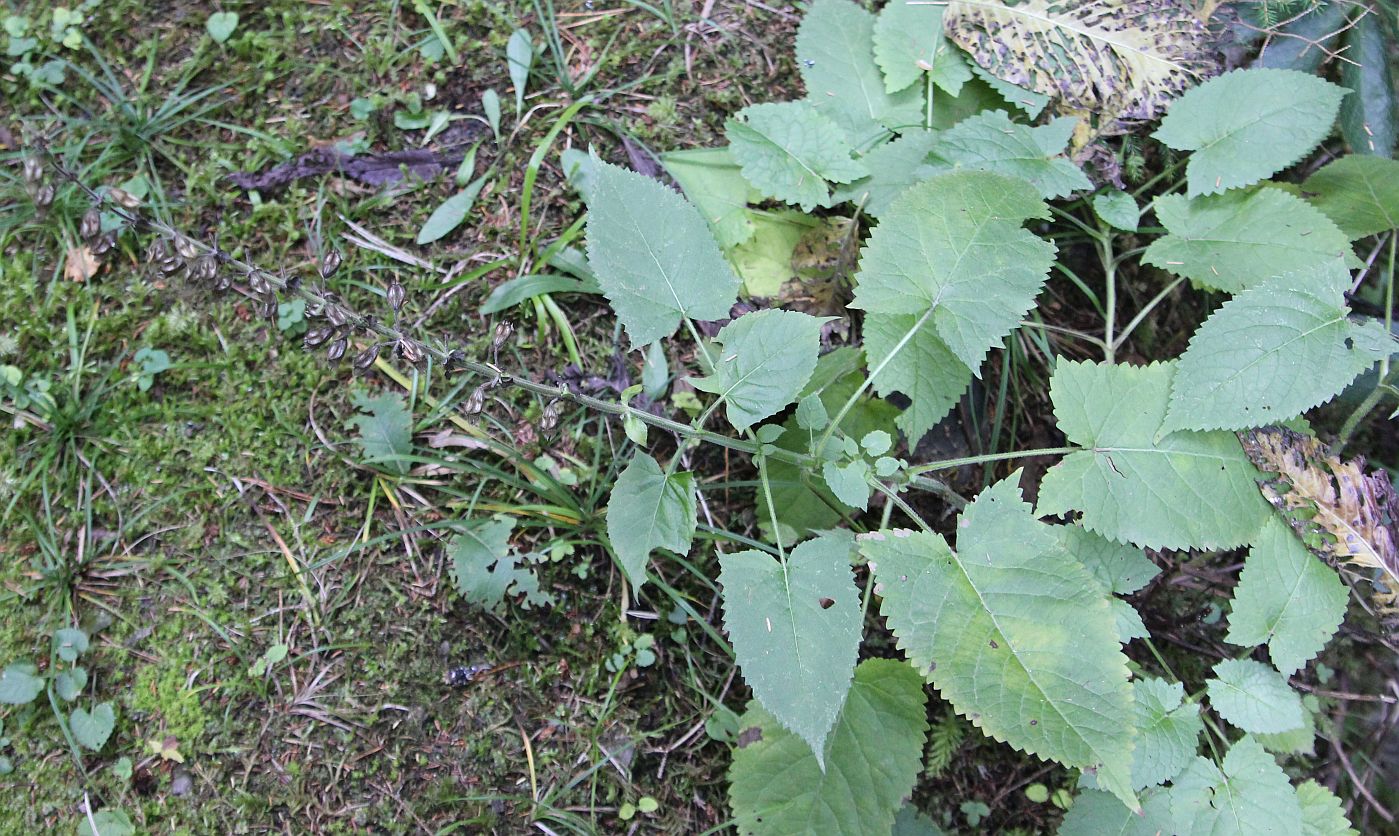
(1241, 427, 1399, 631)
(944, 0, 1221, 137)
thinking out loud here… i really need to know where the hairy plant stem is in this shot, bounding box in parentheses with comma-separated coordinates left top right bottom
(39, 151, 981, 504)
(1101, 232, 1118, 363)
(905, 446, 1078, 476)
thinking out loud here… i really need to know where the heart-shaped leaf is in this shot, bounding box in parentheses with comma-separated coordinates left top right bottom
(206, 12, 239, 44)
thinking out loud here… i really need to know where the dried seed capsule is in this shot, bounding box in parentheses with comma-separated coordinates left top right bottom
(173, 235, 199, 260)
(326, 337, 348, 362)
(320, 250, 342, 278)
(248, 270, 269, 295)
(214, 271, 232, 292)
(22, 156, 43, 185)
(258, 296, 278, 320)
(147, 237, 170, 263)
(90, 231, 118, 256)
(325, 304, 348, 328)
(491, 321, 514, 352)
(387, 279, 406, 312)
(540, 398, 562, 432)
(80, 208, 102, 242)
(191, 255, 219, 283)
(284, 274, 302, 293)
(464, 385, 487, 414)
(353, 343, 381, 371)
(159, 255, 186, 275)
(397, 339, 424, 366)
(33, 183, 55, 209)
(304, 327, 334, 348)
(107, 187, 140, 209)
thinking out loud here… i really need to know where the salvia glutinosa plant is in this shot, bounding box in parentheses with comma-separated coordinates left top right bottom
(20, 0, 1399, 832)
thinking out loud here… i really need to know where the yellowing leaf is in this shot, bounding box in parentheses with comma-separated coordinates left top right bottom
(944, 0, 1219, 135)
(65, 244, 100, 283)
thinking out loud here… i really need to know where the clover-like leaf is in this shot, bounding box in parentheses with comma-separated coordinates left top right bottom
(53, 627, 89, 663)
(719, 535, 861, 767)
(1143, 188, 1355, 294)
(726, 102, 869, 212)
(1039, 361, 1271, 551)
(866, 475, 1138, 810)
(71, 702, 116, 751)
(585, 158, 740, 348)
(1170, 735, 1302, 836)
(691, 309, 827, 432)
(1207, 658, 1305, 735)
(1226, 517, 1349, 678)
(798, 0, 923, 142)
(1155, 68, 1347, 196)
(606, 453, 697, 591)
(852, 171, 1054, 372)
(1162, 262, 1395, 433)
(728, 659, 928, 835)
(923, 111, 1092, 199)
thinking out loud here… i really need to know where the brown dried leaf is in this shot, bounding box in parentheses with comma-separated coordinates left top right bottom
(64, 243, 101, 283)
(1241, 427, 1399, 627)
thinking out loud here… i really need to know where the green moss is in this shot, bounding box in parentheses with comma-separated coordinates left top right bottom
(128, 649, 210, 745)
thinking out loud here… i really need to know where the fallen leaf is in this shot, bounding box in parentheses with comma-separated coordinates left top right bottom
(1241, 426, 1399, 630)
(64, 244, 100, 283)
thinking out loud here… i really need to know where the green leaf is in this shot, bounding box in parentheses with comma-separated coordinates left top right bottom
(797, 0, 923, 142)
(892, 803, 947, 836)
(585, 158, 741, 348)
(866, 475, 1138, 810)
(968, 63, 1050, 118)
(946, 0, 1217, 132)
(1058, 525, 1160, 595)
(1143, 189, 1355, 293)
(1301, 156, 1399, 238)
(759, 351, 901, 538)
(55, 666, 87, 701)
(1170, 735, 1302, 836)
(660, 147, 759, 249)
(448, 517, 552, 611)
(506, 28, 533, 112)
(796, 394, 829, 431)
(728, 658, 928, 835)
(862, 312, 973, 448)
(719, 535, 862, 766)
(1206, 658, 1305, 735)
(822, 460, 870, 510)
(606, 453, 697, 591)
(479, 274, 589, 315)
(346, 391, 413, 475)
(852, 171, 1054, 371)
(691, 309, 827, 431)
(923, 111, 1092, 199)
(417, 176, 488, 244)
(1154, 68, 1347, 197)
(1128, 678, 1202, 790)
(1038, 361, 1271, 551)
(1225, 517, 1349, 678)
(53, 627, 89, 662)
(1110, 599, 1149, 644)
(1059, 789, 1174, 836)
(78, 810, 135, 836)
(1339, 9, 1396, 158)
(830, 130, 941, 219)
(726, 102, 868, 212)
(71, 702, 116, 751)
(205, 11, 238, 43)
(1162, 263, 1394, 433)
(0, 663, 43, 704)
(1093, 190, 1140, 232)
(1297, 779, 1358, 836)
(873, 0, 970, 95)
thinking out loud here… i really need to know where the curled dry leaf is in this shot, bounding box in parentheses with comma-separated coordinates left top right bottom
(943, 0, 1221, 137)
(64, 243, 101, 283)
(1241, 427, 1399, 630)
